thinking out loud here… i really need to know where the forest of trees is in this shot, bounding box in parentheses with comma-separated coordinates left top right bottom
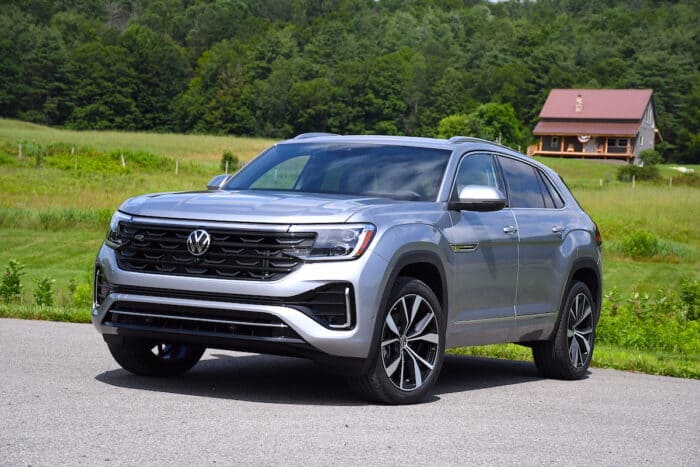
(1, 0, 698, 162)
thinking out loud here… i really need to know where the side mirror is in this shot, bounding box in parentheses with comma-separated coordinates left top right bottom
(207, 174, 232, 191)
(448, 185, 506, 212)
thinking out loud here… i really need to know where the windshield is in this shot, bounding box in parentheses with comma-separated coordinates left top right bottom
(225, 143, 451, 201)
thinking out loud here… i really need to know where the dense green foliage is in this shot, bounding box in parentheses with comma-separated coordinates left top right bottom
(598, 283, 699, 356)
(1, 0, 698, 161)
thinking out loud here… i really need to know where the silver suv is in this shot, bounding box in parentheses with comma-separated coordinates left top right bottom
(93, 134, 602, 404)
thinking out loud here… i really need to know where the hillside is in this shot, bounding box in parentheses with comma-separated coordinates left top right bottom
(1, 0, 698, 162)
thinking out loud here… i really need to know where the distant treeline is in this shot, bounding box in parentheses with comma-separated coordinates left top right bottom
(1, 0, 698, 162)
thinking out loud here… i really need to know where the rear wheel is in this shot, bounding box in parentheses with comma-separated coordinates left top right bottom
(107, 339, 205, 377)
(352, 277, 445, 404)
(532, 281, 596, 379)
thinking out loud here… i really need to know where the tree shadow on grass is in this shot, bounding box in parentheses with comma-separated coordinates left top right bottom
(95, 352, 544, 406)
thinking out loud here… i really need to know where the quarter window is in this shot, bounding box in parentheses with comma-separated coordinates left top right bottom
(538, 172, 565, 209)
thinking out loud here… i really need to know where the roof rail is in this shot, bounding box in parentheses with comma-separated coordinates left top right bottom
(447, 136, 493, 145)
(447, 135, 520, 153)
(294, 132, 340, 140)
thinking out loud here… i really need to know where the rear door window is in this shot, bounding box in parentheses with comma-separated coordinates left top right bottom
(498, 156, 545, 208)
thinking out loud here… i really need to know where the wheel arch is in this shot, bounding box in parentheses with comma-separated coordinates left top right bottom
(548, 258, 602, 341)
(361, 249, 448, 374)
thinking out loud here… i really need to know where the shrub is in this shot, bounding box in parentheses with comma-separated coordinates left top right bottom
(72, 283, 93, 307)
(680, 279, 698, 321)
(220, 151, 239, 173)
(670, 173, 700, 187)
(616, 164, 660, 182)
(1, 260, 25, 302)
(639, 149, 663, 166)
(619, 230, 659, 258)
(33, 277, 55, 307)
(598, 287, 700, 355)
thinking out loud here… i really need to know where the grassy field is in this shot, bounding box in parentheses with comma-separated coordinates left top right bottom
(0, 118, 273, 162)
(0, 119, 697, 378)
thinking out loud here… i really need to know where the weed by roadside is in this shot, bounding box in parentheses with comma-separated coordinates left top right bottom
(1, 260, 25, 302)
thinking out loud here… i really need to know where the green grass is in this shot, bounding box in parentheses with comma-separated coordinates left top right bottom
(0, 118, 274, 163)
(0, 119, 698, 379)
(448, 343, 699, 379)
(0, 304, 91, 323)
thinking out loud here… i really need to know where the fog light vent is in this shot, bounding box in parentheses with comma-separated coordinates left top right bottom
(93, 267, 110, 307)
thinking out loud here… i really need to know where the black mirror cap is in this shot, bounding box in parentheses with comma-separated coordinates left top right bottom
(448, 198, 506, 212)
(207, 174, 231, 191)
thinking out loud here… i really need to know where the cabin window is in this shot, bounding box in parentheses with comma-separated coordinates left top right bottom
(551, 136, 559, 145)
(607, 138, 628, 148)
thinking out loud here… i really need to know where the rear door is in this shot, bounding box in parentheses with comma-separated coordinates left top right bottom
(497, 156, 575, 340)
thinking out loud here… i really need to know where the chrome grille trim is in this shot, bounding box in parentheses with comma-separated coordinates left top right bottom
(109, 310, 289, 328)
(114, 222, 315, 281)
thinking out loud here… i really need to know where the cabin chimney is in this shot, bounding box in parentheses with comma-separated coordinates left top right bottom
(575, 94, 583, 113)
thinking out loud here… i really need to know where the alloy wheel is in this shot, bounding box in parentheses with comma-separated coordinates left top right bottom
(566, 293, 593, 368)
(381, 294, 439, 391)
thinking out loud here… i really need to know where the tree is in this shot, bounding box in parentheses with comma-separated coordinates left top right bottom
(120, 24, 189, 131)
(65, 42, 140, 129)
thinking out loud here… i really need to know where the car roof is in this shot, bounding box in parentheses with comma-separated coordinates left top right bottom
(286, 133, 518, 149)
(280, 133, 538, 165)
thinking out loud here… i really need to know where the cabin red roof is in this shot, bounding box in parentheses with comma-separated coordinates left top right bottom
(538, 89, 653, 120)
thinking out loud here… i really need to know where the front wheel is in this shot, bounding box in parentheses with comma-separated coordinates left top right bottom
(352, 277, 445, 404)
(107, 339, 205, 377)
(532, 281, 597, 379)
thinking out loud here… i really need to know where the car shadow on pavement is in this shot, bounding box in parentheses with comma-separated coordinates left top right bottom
(95, 353, 543, 406)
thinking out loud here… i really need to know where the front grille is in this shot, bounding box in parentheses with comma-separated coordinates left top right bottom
(104, 301, 303, 342)
(114, 222, 315, 281)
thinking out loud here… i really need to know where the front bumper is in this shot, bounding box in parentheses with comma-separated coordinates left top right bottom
(92, 245, 389, 359)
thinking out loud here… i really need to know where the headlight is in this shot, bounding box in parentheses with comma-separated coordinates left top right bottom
(286, 224, 376, 261)
(104, 211, 131, 249)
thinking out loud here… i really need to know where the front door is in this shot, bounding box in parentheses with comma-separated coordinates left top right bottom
(444, 153, 518, 347)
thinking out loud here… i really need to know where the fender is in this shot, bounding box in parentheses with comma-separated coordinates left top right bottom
(360, 248, 448, 374)
(546, 257, 602, 341)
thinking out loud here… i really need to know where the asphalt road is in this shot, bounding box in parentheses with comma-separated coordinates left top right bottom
(1, 319, 698, 466)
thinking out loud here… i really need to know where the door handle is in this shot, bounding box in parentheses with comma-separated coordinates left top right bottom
(503, 225, 517, 235)
(552, 225, 565, 234)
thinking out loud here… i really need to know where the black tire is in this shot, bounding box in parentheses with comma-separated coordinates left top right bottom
(107, 339, 205, 377)
(351, 277, 445, 404)
(532, 281, 597, 379)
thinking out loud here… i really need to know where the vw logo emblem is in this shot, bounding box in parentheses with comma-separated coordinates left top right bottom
(186, 229, 211, 256)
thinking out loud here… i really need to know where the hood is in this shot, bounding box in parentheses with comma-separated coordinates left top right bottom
(118, 190, 397, 224)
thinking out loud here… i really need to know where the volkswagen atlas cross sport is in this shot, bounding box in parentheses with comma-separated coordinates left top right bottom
(93, 134, 602, 404)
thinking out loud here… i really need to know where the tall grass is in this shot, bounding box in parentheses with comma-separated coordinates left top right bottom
(575, 185, 700, 246)
(0, 118, 273, 162)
